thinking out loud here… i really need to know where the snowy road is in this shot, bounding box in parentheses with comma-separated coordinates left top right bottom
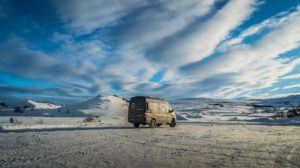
(1, 123, 300, 168)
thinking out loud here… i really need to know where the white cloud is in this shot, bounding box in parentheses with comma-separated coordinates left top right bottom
(119, 0, 216, 50)
(52, 32, 107, 62)
(254, 7, 300, 59)
(149, 0, 258, 66)
(52, 1, 261, 95)
(0, 35, 128, 98)
(270, 87, 280, 91)
(55, 0, 149, 34)
(52, 32, 160, 96)
(53, 1, 300, 99)
(178, 6, 300, 98)
(282, 73, 300, 79)
(218, 9, 291, 50)
(282, 84, 300, 89)
(55, 0, 258, 65)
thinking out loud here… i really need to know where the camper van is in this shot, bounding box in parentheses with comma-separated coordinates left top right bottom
(128, 96, 176, 128)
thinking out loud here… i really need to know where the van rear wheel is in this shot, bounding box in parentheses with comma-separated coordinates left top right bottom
(133, 123, 140, 128)
(149, 119, 156, 128)
(170, 119, 176, 127)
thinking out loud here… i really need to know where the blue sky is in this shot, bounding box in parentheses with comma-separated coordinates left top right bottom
(1, 0, 300, 104)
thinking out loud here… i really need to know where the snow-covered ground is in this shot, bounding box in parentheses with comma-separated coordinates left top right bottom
(1, 123, 300, 167)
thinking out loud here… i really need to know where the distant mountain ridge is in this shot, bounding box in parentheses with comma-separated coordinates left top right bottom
(257, 94, 300, 106)
(15, 100, 62, 110)
(175, 94, 300, 106)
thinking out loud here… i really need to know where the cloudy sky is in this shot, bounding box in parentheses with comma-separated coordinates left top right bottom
(1, 0, 300, 103)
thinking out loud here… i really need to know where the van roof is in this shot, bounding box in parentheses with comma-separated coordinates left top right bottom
(132, 96, 165, 101)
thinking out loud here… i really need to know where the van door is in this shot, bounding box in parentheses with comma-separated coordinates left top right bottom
(128, 97, 146, 123)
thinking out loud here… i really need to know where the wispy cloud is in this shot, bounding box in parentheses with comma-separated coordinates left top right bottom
(174, 5, 300, 98)
(218, 8, 293, 50)
(282, 84, 300, 89)
(54, 0, 149, 34)
(147, 0, 258, 66)
(282, 73, 300, 79)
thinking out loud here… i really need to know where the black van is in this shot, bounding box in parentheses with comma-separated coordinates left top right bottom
(128, 96, 176, 128)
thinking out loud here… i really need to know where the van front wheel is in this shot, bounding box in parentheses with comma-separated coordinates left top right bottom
(149, 119, 156, 128)
(170, 119, 176, 127)
(133, 123, 140, 128)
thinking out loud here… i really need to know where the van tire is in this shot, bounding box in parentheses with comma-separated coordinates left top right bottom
(149, 119, 156, 128)
(156, 124, 162, 127)
(133, 123, 140, 128)
(170, 119, 176, 127)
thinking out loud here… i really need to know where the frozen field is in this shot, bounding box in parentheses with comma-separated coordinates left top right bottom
(1, 122, 300, 168)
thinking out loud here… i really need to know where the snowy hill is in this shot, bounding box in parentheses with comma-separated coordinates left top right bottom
(0, 100, 62, 116)
(15, 100, 62, 110)
(61, 95, 129, 120)
(0, 95, 129, 120)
